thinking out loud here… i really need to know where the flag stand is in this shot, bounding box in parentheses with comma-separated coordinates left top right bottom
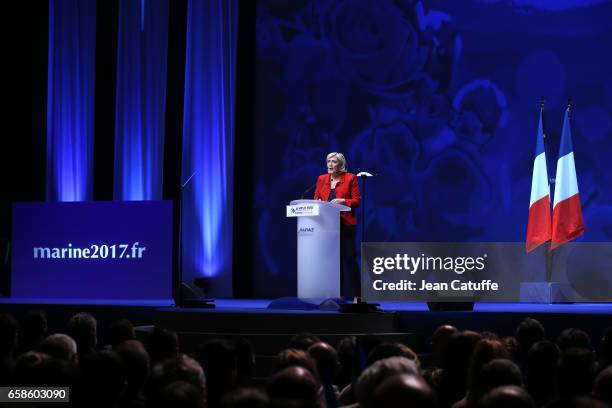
(529, 98, 578, 302)
(521, 98, 573, 302)
(545, 244, 553, 282)
(542, 97, 554, 284)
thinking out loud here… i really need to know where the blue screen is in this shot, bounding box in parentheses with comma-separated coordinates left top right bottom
(253, 0, 612, 297)
(11, 201, 173, 301)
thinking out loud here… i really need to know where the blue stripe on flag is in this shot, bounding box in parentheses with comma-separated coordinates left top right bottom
(558, 108, 574, 158)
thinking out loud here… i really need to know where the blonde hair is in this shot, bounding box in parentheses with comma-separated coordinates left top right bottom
(326, 152, 347, 172)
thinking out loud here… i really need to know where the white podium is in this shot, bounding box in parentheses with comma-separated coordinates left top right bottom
(286, 199, 350, 299)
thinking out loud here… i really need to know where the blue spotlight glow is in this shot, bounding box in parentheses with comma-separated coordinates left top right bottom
(46, 0, 97, 202)
(181, 0, 237, 296)
(114, 0, 168, 201)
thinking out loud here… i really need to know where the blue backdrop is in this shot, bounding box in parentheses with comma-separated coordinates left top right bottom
(181, 0, 237, 297)
(114, 0, 169, 201)
(46, 0, 97, 202)
(252, 0, 612, 297)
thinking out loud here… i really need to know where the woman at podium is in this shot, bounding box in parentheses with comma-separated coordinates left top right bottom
(313, 152, 361, 299)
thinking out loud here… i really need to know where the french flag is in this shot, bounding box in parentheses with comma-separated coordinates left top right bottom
(526, 108, 551, 252)
(550, 107, 585, 250)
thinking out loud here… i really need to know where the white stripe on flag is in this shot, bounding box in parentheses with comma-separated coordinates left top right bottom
(553, 152, 579, 207)
(529, 152, 550, 207)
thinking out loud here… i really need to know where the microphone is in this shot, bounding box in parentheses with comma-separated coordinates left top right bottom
(301, 182, 317, 199)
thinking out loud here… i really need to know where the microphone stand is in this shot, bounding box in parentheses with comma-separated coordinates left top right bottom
(340, 171, 380, 313)
(175, 171, 196, 308)
(176, 170, 215, 308)
(356, 172, 373, 243)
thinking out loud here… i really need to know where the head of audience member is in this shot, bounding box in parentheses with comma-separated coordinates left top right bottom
(0, 312, 18, 358)
(439, 330, 482, 406)
(558, 328, 592, 351)
(12, 351, 49, 385)
(476, 358, 523, 400)
(274, 348, 319, 384)
(288, 333, 321, 351)
(430, 325, 458, 367)
(153, 380, 206, 408)
(466, 339, 511, 404)
(524, 340, 560, 378)
(355, 356, 419, 408)
(146, 326, 179, 365)
(151, 354, 206, 406)
(79, 350, 127, 407)
(67, 312, 97, 356)
(521, 340, 559, 406)
(597, 327, 612, 371)
(307, 342, 338, 384)
(367, 342, 419, 368)
(501, 336, 521, 363)
(220, 387, 269, 408)
(109, 318, 135, 349)
(370, 373, 436, 408)
(39, 333, 77, 363)
(195, 339, 238, 407)
(477, 385, 536, 408)
(480, 331, 500, 340)
(234, 337, 256, 387)
(116, 339, 150, 395)
(267, 366, 319, 408)
(336, 335, 357, 388)
(18, 310, 48, 353)
(516, 318, 545, 355)
(546, 396, 610, 408)
(443, 330, 483, 373)
(556, 347, 597, 398)
(594, 365, 612, 405)
(12, 350, 75, 387)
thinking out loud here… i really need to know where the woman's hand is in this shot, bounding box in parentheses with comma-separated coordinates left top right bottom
(331, 198, 346, 205)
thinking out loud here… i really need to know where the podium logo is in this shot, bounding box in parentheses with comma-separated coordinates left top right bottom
(292, 205, 314, 214)
(298, 227, 315, 233)
(287, 204, 320, 217)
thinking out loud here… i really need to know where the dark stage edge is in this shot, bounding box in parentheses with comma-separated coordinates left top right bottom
(1, 299, 612, 352)
(151, 300, 612, 338)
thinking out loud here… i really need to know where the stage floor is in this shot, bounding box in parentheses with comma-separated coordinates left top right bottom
(210, 299, 612, 314)
(3, 297, 612, 313)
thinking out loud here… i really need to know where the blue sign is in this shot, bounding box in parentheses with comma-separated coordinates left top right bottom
(11, 201, 173, 301)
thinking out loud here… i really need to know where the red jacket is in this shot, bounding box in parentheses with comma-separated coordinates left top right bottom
(313, 172, 361, 226)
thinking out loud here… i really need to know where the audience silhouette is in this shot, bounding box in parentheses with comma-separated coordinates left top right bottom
(0, 312, 611, 408)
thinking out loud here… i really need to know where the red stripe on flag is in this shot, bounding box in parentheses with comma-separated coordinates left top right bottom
(550, 193, 585, 251)
(526, 195, 552, 252)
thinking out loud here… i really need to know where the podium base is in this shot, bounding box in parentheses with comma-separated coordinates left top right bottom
(267, 296, 350, 311)
(520, 282, 574, 303)
(339, 298, 381, 313)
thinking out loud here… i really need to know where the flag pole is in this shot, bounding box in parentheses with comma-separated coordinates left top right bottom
(540, 97, 554, 282)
